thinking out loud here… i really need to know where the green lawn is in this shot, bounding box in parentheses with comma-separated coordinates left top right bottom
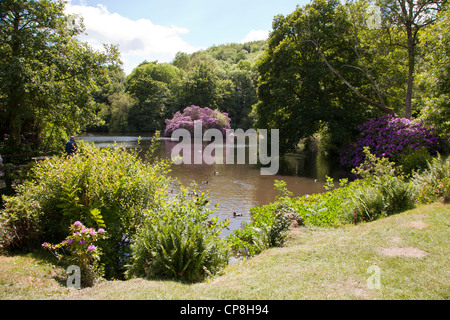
(1, 203, 449, 300)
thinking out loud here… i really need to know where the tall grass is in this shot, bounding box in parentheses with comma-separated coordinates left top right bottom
(412, 154, 450, 203)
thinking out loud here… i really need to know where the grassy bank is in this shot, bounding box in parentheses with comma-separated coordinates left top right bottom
(1, 203, 448, 300)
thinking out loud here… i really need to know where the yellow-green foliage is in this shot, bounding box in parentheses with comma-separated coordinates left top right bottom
(0, 143, 171, 278)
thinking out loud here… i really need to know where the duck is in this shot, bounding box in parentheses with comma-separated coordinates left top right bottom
(233, 212, 243, 217)
(202, 180, 209, 185)
(213, 171, 219, 175)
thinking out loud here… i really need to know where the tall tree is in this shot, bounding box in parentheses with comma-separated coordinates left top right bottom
(0, 0, 119, 152)
(417, 5, 450, 134)
(126, 61, 184, 132)
(380, 0, 447, 118)
(255, 0, 379, 154)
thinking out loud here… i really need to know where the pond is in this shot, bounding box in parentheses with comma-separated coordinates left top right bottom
(77, 133, 342, 236)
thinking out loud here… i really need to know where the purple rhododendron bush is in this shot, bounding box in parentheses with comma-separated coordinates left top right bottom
(164, 105, 231, 137)
(340, 115, 448, 171)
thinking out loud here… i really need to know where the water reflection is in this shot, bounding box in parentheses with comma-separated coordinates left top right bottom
(78, 133, 340, 236)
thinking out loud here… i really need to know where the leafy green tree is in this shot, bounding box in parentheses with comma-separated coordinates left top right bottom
(255, 0, 377, 154)
(178, 61, 220, 109)
(221, 69, 258, 129)
(417, 5, 450, 135)
(126, 61, 184, 132)
(105, 92, 135, 132)
(379, 0, 447, 118)
(127, 74, 170, 132)
(0, 0, 119, 153)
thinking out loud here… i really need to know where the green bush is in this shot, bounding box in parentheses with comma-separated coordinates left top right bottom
(227, 181, 296, 258)
(126, 186, 230, 282)
(347, 148, 416, 222)
(348, 177, 415, 223)
(396, 147, 432, 175)
(227, 203, 291, 258)
(412, 154, 450, 203)
(349, 183, 385, 223)
(0, 143, 171, 279)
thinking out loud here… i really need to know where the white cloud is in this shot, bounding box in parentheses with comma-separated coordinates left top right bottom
(65, 3, 202, 74)
(241, 30, 269, 43)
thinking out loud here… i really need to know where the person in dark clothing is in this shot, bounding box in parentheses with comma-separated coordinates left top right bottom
(65, 136, 78, 156)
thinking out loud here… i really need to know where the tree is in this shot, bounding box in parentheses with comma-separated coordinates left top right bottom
(126, 62, 184, 132)
(417, 5, 450, 134)
(0, 0, 119, 153)
(270, 0, 446, 120)
(178, 61, 220, 109)
(255, 0, 378, 154)
(127, 74, 171, 132)
(379, 0, 447, 118)
(221, 69, 258, 129)
(105, 92, 135, 132)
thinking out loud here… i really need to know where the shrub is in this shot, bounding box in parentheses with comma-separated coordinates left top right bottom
(396, 147, 432, 175)
(42, 221, 107, 287)
(0, 143, 171, 279)
(349, 178, 415, 223)
(227, 203, 291, 258)
(349, 183, 385, 223)
(164, 105, 231, 137)
(412, 154, 450, 203)
(340, 115, 446, 170)
(126, 186, 230, 282)
(347, 148, 415, 222)
(227, 181, 297, 257)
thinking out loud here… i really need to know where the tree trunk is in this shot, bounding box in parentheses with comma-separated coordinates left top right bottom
(404, 26, 416, 119)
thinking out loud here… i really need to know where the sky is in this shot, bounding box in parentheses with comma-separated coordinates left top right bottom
(66, 0, 310, 74)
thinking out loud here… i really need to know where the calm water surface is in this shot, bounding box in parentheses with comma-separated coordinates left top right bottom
(78, 133, 341, 236)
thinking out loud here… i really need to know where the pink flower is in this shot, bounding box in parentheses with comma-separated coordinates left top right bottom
(89, 229, 96, 235)
(74, 221, 83, 227)
(88, 245, 96, 251)
(79, 240, 86, 245)
(97, 228, 105, 233)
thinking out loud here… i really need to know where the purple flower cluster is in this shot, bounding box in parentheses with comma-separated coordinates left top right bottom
(164, 105, 231, 137)
(340, 115, 446, 169)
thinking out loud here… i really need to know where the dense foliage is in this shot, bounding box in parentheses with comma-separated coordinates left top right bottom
(164, 105, 231, 137)
(90, 42, 265, 134)
(417, 6, 450, 136)
(254, 0, 447, 154)
(231, 151, 450, 259)
(0, 143, 172, 278)
(126, 186, 229, 282)
(340, 115, 447, 170)
(0, 0, 120, 156)
(255, 0, 382, 154)
(0, 143, 231, 282)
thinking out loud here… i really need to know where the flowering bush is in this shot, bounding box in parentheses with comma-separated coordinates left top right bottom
(42, 221, 107, 287)
(1, 143, 171, 279)
(340, 115, 446, 170)
(164, 105, 231, 136)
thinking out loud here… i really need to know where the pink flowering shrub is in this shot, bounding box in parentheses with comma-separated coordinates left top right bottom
(43, 221, 107, 287)
(340, 115, 447, 170)
(164, 105, 231, 137)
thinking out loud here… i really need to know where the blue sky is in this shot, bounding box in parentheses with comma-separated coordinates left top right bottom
(66, 0, 309, 74)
